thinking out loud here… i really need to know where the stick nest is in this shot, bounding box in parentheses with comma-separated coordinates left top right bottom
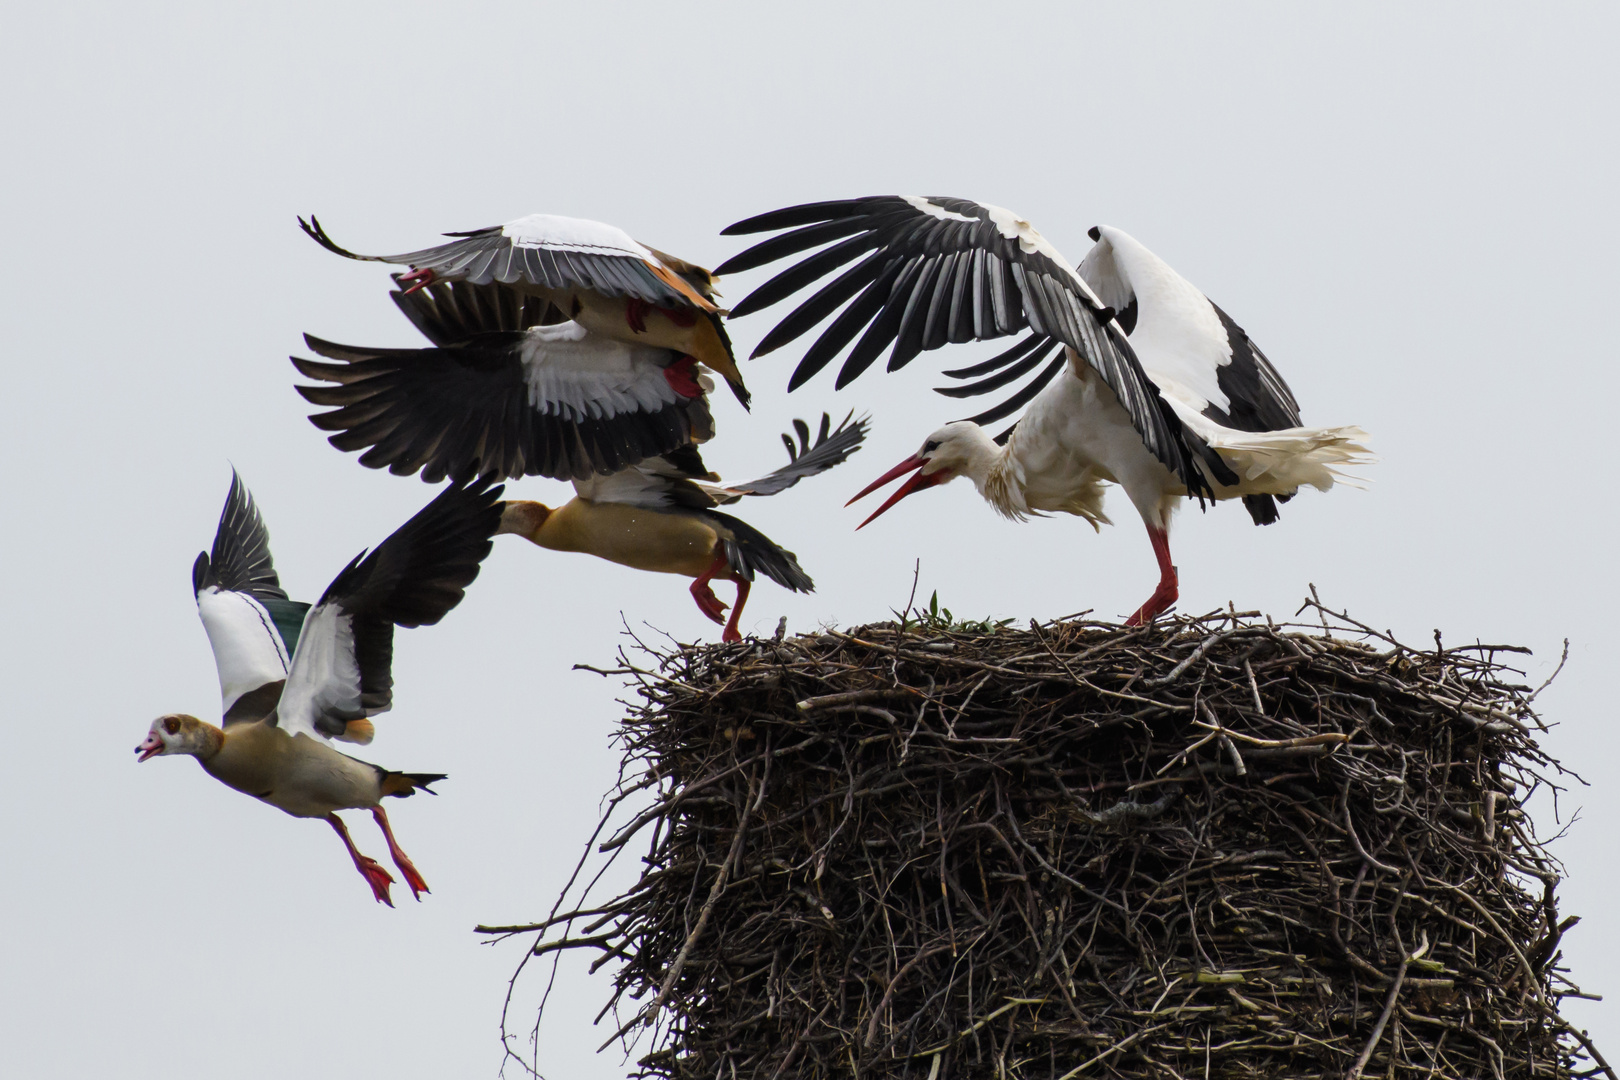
(491, 601, 1610, 1080)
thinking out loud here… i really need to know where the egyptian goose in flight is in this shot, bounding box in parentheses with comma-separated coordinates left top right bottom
(300, 213, 751, 411)
(497, 411, 868, 642)
(136, 472, 503, 905)
(715, 197, 1371, 624)
(291, 272, 720, 483)
(291, 270, 868, 641)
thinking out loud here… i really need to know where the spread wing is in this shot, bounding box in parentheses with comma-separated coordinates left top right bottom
(702, 412, 869, 502)
(387, 273, 565, 346)
(716, 196, 1208, 495)
(291, 320, 716, 483)
(571, 413, 867, 509)
(274, 477, 503, 742)
(1078, 225, 1301, 434)
(300, 213, 718, 313)
(192, 472, 311, 724)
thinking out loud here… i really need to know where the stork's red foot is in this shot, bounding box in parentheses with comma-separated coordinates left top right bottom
(1124, 577, 1178, 627)
(1125, 525, 1178, 627)
(399, 267, 436, 295)
(372, 807, 430, 901)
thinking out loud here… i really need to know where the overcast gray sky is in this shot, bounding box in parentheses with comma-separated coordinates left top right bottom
(4, 2, 1617, 1076)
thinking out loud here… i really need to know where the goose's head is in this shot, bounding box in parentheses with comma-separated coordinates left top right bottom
(136, 714, 222, 762)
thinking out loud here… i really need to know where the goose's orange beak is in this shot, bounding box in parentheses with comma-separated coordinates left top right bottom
(848, 456, 952, 529)
(136, 731, 163, 762)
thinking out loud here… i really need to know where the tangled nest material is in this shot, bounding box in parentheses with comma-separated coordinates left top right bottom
(482, 598, 1610, 1080)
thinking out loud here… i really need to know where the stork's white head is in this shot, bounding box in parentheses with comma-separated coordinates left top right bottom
(847, 422, 997, 528)
(136, 714, 223, 762)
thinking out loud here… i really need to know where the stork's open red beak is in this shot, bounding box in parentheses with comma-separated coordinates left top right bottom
(847, 455, 952, 529)
(136, 732, 163, 762)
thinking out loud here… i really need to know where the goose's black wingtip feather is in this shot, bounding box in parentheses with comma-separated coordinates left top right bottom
(316, 475, 506, 621)
(198, 471, 288, 602)
(298, 214, 374, 261)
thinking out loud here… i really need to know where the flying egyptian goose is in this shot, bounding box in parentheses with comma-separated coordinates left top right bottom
(300, 212, 751, 411)
(497, 411, 868, 642)
(291, 272, 720, 483)
(290, 272, 868, 640)
(715, 197, 1371, 624)
(135, 472, 503, 905)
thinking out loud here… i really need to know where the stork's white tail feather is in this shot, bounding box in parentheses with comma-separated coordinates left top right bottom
(1203, 424, 1374, 494)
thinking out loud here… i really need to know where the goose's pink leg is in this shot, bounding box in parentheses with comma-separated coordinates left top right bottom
(371, 807, 430, 901)
(398, 267, 436, 295)
(327, 813, 394, 906)
(721, 578, 752, 643)
(689, 550, 730, 625)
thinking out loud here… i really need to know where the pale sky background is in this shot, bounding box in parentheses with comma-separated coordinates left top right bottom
(4, 3, 1617, 1076)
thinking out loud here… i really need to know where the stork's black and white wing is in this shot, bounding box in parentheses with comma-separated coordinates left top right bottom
(1076, 225, 1301, 434)
(716, 196, 1207, 495)
(192, 472, 312, 724)
(292, 320, 717, 484)
(274, 477, 503, 742)
(301, 214, 719, 313)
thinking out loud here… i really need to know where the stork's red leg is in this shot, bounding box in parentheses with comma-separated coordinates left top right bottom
(721, 577, 752, 643)
(689, 550, 730, 625)
(371, 807, 430, 900)
(1125, 525, 1178, 627)
(327, 813, 394, 906)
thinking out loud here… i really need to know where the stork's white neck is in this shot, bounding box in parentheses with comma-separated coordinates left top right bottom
(939, 424, 1025, 520)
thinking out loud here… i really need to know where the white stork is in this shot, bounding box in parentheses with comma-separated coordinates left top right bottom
(136, 473, 504, 905)
(291, 269, 867, 641)
(715, 197, 1371, 625)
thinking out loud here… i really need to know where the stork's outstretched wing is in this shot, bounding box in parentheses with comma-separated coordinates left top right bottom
(716, 196, 1208, 495)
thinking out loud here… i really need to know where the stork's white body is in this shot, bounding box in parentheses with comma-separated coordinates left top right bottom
(974, 349, 1368, 534)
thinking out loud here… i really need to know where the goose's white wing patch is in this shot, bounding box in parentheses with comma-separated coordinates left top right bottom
(274, 603, 364, 742)
(501, 214, 658, 263)
(573, 456, 690, 508)
(196, 588, 291, 717)
(520, 322, 684, 421)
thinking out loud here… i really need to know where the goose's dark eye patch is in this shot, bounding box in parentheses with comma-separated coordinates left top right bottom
(922, 440, 941, 454)
(163, 717, 181, 735)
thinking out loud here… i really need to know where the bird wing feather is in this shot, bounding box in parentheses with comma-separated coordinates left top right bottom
(717, 197, 1208, 496)
(274, 478, 503, 741)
